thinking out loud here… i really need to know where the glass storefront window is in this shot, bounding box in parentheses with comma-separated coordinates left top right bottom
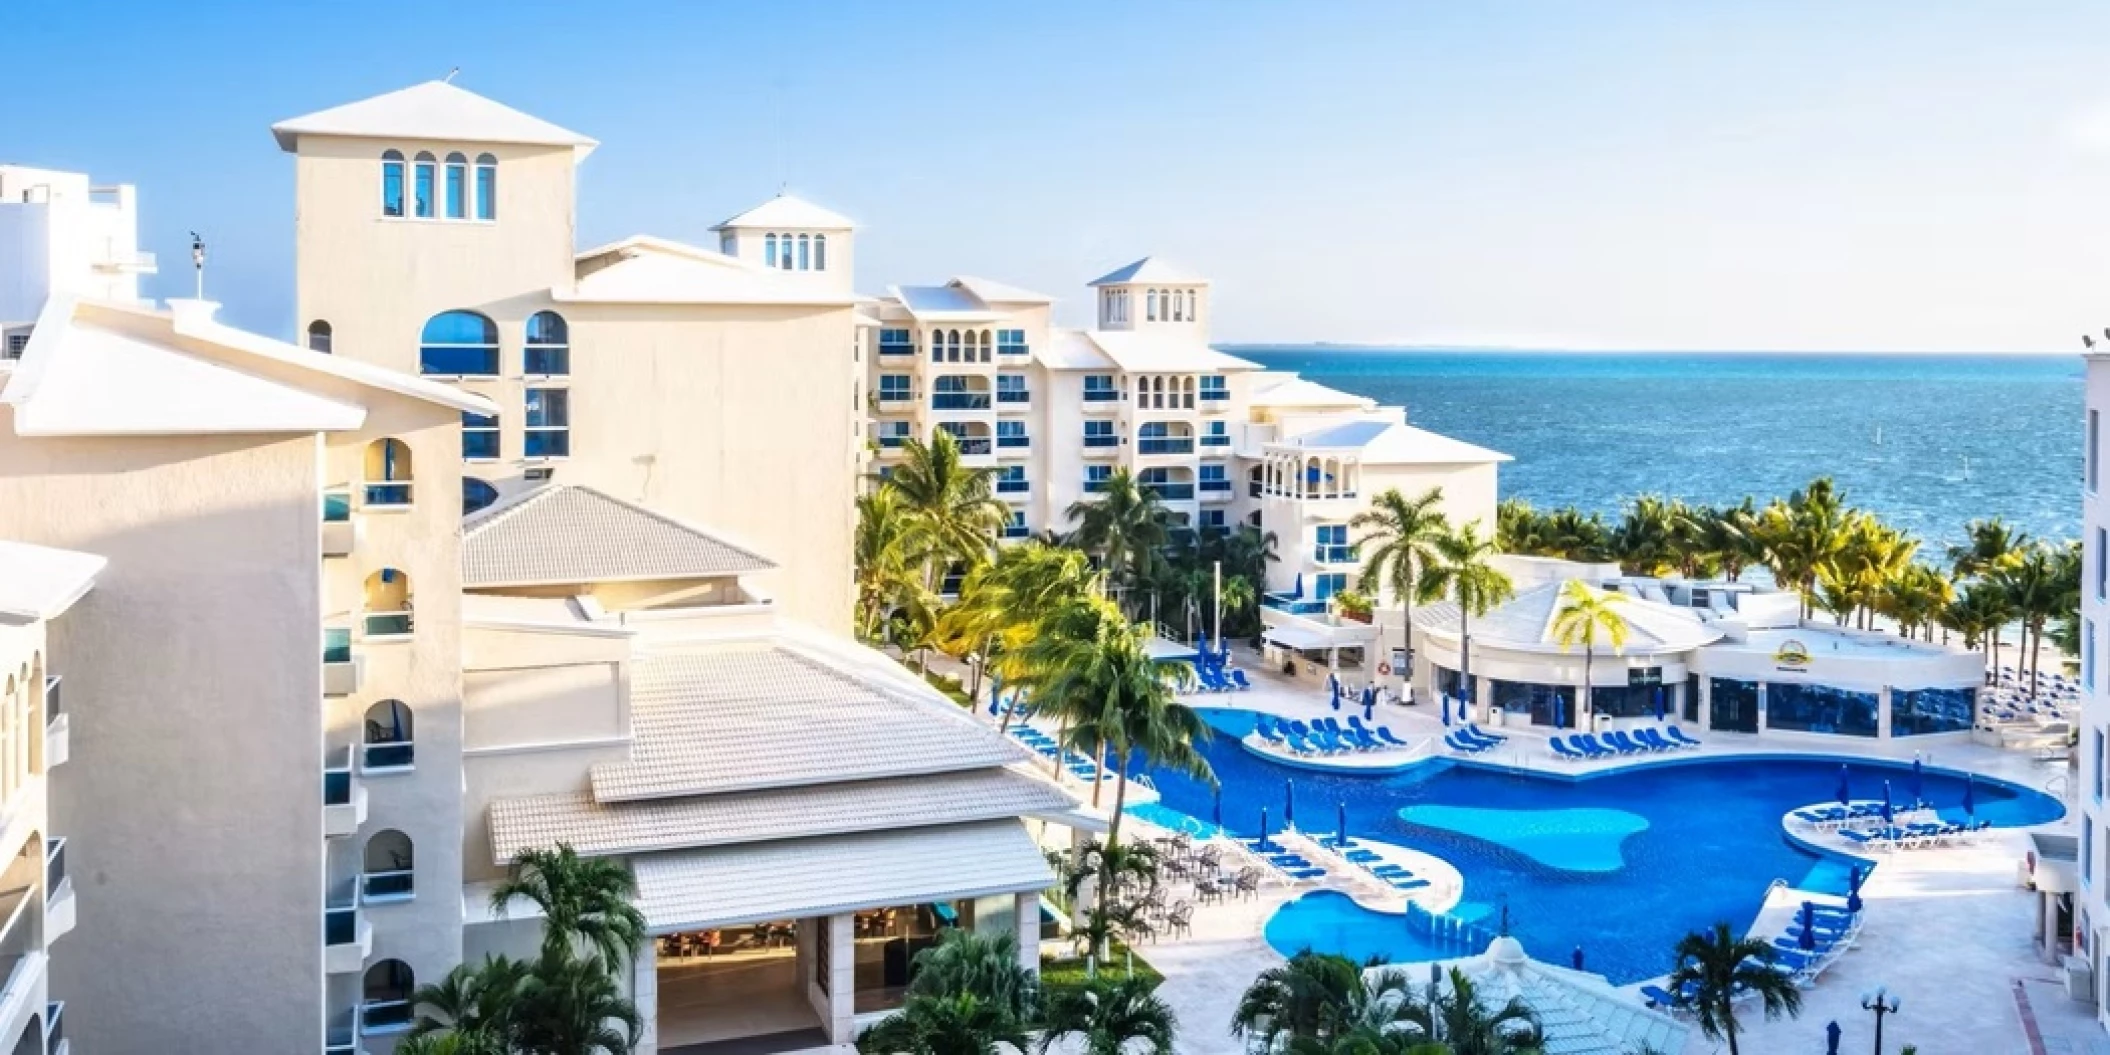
(1492, 679, 1570, 727)
(1435, 666, 1465, 701)
(1891, 686, 1976, 736)
(1710, 678, 1759, 733)
(1588, 684, 1663, 720)
(1767, 682, 1878, 737)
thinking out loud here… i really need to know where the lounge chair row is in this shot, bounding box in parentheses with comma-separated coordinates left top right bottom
(1788, 802, 1889, 831)
(1548, 726, 1700, 761)
(1444, 725, 1508, 755)
(1257, 714, 1410, 755)
(1008, 727, 1107, 783)
(1837, 819, 1989, 852)
(1642, 905, 1861, 1008)
(1240, 839, 1326, 881)
(1334, 838, 1433, 893)
(1185, 665, 1253, 693)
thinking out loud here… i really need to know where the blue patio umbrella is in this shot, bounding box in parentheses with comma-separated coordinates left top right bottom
(1798, 901, 1817, 951)
(1552, 692, 1566, 730)
(1328, 672, 1342, 702)
(1259, 807, 1272, 852)
(988, 674, 1003, 717)
(1963, 773, 1977, 817)
(1362, 685, 1377, 722)
(1441, 694, 1452, 727)
(1836, 764, 1851, 807)
(1653, 686, 1666, 722)
(1909, 757, 1924, 806)
(1285, 780, 1296, 829)
(1847, 865, 1865, 915)
(1880, 781, 1894, 824)
(1336, 800, 1348, 849)
(1293, 573, 1305, 599)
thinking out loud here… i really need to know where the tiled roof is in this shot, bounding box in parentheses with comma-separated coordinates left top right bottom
(632, 820, 1054, 930)
(590, 643, 1030, 802)
(488, 767, 1075, 865)
(1412, 580, 1722, 655)
(1406, 937, 1689, 1055)
(461, 484, 775, 588)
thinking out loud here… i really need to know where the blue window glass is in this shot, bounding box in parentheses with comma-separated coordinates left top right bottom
(462, 478, 500, 515)
(524, 312, 569, 375)
(381, 151, 405, 217)
(997, 329, 1028, 355)
(1084, 465, 1113, 491)
(1202, 421, 1230, 447)
(932, 376, 989, 410)
(1083, 375, 1117, 401)
(475, 155, 497, 219)
(1199, 464, 1231, 493)
(1200, 375, 1228, 400)
(875, 421, 910, 448)
(1889, 687, 1976, 736)
(444, 153, 467, 219)
(525, 388, 570, 458)
(1200, 510, 1228, 531)
(1139, 468, 1193, 500)
(878, 375, 911, 401)
(997, 374, 1029, 403)
(997, 420, 1028, 448)
(996, 466, 1028, 494)
(879, 329, 913, 355)
(765, 235, 778, 268)
(419, 311, 499, 376)
(1138, 422, 1192, 455)
(798, 234, 810, 270)
(1315, 573, 1348, 599)
(462, 411, 499, 460)
(1766, 682, 1878, 737)
(1084, 421, 1118, 447)
(412, 152, 436, 218)
(1004, 511, 1028, 539)
(814, 234, 827, 271)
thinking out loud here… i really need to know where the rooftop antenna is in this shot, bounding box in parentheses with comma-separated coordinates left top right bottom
(444, 67, 461, 84)
(188, 231, 206, 300)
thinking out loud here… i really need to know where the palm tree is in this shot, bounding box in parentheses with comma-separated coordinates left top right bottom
(859, 992, 1029, 1055)
(1997, 544, 2064, 694)
(492, 844, 648, 969)
(396, 1033, 509, 1055)
(1231, 951, 1385, 1048)
(1666, 923, 1802, 1055)
(855, 487, 934, 643)
(891, 429, 1008, 591)
(1399, 967, 1543, 1055)
(511, 949, 642, 1055)
(1542, 508, 1611, 563)
(1948, 517, 2029, 580)
(936, 543, 1097, 712)
(1039, 975, 1179, 1055)
(1752, 479, 1850, 618)
(1609, 495, 1680, 577)
(1944, 581, 2017, 667)
(908, 929, 1040, 1024)
(411, 956, 533, 1047)
(1495, 498, 1546, 555)
(1549, 580, 1628, 728)
(1417, 522, 1515, 720)
(1066, 468, 1171, 612)
(1352, 486, 1452, 688)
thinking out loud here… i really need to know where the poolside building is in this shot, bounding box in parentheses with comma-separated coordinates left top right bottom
(1413, 568, 1983, 741)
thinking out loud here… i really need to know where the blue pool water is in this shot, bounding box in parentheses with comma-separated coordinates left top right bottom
(1143, 709, 2065, 984)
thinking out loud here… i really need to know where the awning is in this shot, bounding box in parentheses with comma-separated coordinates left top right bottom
(632, 820, 1054, 932)
(1264, 625, 1367, 651)
(1144, 635, 1198, 661)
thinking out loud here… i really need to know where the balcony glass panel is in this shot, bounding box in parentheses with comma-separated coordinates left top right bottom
(44, 838, 64, 894)
(362, 869, 416, 902)
(364, 742, 415, 770)
(997, 390, 1030, 404)
(323, 492, 352, 522)
(1200, 479, 1233, 493)
(1200, 389, 1230, 402)
(996, 479, 1029, 494)
(363, 999, 415, 1031)
(462, 431, 500, 459)
(364, 612, 414, 638)
(364, 483, 412, 507)
(877, 434, 907, 448)
(1082, 390, 1120, 403)
(1083, 435, 1120, 448)
(325, 905, 358, 946)
(1002, 524, 1030, 539)
(418, 346, 498, 377)
(44, 675, 60, 719)
(1144, 483, 1194, 500)
(1264, 594, 1329, 616)
(1138, 438, 1194, 455)
(953, 438, 992, 455)
(323, 628, 353, 664)
(932, 393, 991, 410)
(1314, 544, 1356, 563)
(525, 431, 570, 458)
(997, 435, 1030, 449)
(523, 346, 569, 376)
(1200, 434, 1230, 447)
(324, 769, 353, 806)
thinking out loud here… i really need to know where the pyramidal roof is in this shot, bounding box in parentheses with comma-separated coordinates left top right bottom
(271, 81, 598, 158)
(1412, 579, 1722, 654)
(462, 483, 776, 588)
(1088, 256, 1209, 287)
(711, 193, 857, 231)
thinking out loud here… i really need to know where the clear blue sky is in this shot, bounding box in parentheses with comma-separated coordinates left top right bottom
(14, 1, 2110, 350)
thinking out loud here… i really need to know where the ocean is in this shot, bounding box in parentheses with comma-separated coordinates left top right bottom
(1230, 349, 2083, 553)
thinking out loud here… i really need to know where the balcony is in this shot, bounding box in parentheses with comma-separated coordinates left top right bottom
(997, 390, 1031, 405)
(361, 740, 415, 773)
(998, 341, 1029, 357)
(996, 479, 1029, 496)
(1083, 478, 1111, 494)
(1082, 390, 1121, 405)
(1200, 388, 1230, 404)
(1200, 434, 1231, 448)
(362, 482, 411, 509)
(44, 839, 72, 942)
(524, 430, 569, 459)
(1314, 544, 1357, 564)
(1264, 594, 1330, 617)
(996, 434, 1030, 450)
(361, 868, 415, 904)
(321, 490, 357, 557)
(323, 630, 363, 697)
(362, 611, 414, 639)
(953, 437, 993, 456)
(1143, 483, 1195, 501)
(43, 676, 65, 769)
(92, 249, 156, 274)
(875, 389, 916, 409)
(932, 392, 992, 411)
(463, 431, 500, 460)
(324, 753, 368, 838)
(325, 899, 372, 974)
(45, 1002, 64, 1055)
(1002, 524, 1031, 539)
(362, 996, 414, 1035)
(1137, 438, 1195, 456)
(1200, 479, 1234, 499)
(875, 434, 908, 449)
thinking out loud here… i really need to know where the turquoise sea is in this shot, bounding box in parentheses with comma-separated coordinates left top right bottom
(1232, 348, 2083, 552)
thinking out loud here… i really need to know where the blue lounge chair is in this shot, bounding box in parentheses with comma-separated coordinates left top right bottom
(1283, 730, 1313, 754)
(1550, 738, 1587, 762)
(1372, 865, 1413, 877)
(1375, 725, 1409, 746)
(1389, 877, 1432, 891)
(1230, 669, 1253, 690)
(1635, 728, 1675, 751)
(1575, 734, 1615, 757)
(1443, 733, 1475, 753)
(1639, 984, 1684, 1009)
(1345, 849, 1382, 863)
(1349, 727, 1380, 750)
(1665, 726, 1702, 748)
(1467, 723, 1506, 744)
(1608, 730, 1646, 754)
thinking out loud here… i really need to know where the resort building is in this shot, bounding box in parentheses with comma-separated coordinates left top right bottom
(2081, 351, 2109, 1024)
(0, 166, 156, 357)
(863, 262, 1509, 674)
(0, 540, 101, 1055)
(1413, 561, 1984, 741)
(272, 81, 864, 634)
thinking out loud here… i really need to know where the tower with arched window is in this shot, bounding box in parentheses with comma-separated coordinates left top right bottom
(1085, 257, 1210, 336)
(710, 193, 858, 295)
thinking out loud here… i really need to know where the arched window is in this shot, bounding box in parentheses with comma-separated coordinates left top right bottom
(306, 320, 332, 354)
(363, 439, 413, 507)
(525, 311, 569, 376)
(443, 152, 468, 219)
(814, 234, 827, 271)
(363, 699, 414, 769)
(363, 568, 413, 639)
(781, 236, 794, 270)
(1172, 291, 1184, 322)
(380, 151, 405, 217)
(797, 234, 811, 270)
(1146, 290, 1159, 321)
(419, 310, 498, 376)
(765, 234, 778, 269)
(945, 330, 962, 363)
(363, 831, 415, 902)
(412, 152, 436, 218)
(463, 478, 500, 516)
(475, 153, 497, 220)
(362, 960, 416, 1030)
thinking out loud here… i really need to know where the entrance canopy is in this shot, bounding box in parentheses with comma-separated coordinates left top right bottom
(632, 820, 1053, 933)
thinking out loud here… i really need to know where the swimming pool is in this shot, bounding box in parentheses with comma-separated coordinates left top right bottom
(1140, 708, 2064, 984)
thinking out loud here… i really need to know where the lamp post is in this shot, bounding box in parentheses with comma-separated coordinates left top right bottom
(1860, 986, 1900, 1055)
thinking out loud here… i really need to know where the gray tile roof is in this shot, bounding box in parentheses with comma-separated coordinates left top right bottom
(461, 484, 776, 588)
(632, 820, 1054, 931)
(590, 643, 1032, 802)
(488, 767, 1076, 865)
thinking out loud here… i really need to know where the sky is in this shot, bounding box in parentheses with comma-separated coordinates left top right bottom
(10, 1, 2110, 351)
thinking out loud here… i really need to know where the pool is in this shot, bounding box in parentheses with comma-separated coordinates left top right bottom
(1142, 708, 2065, 983)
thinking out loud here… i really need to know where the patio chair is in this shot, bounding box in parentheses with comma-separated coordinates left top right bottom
(1550, 738, 1587, 762)
(1375, 725, 1409, 746)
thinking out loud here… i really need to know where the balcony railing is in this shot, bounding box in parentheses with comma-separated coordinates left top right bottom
(876, 434, 908, 448)
(878, 344, 915, 357)
(1137, 438, 1194, 455)
(1144, 483, 1195, 500)
(1200, 389, 1230, 402)
(463, 432, 499, 460)
(1314, 544, 1357, 563)
(363, 741, 415, 771)
(1002, 525, 1030, 539)
(524, 430, 569, 458)
(1264, 595, 1330, 616)
(932, 393, 992, 410)
(996, 479, 1029, 494)
(523, 346, 569, 376)
(953, 438, 992, 456)
(44, 838, 64, 895)
(1082, 389, 1120, 403)
(45, 1002, 62, 1054)
(419, 348, 499, 377)
(997, 390, 1030, 404)
(1082, 435, 1119, 448)
(326, 902, 359, 947)
(324, 768, 354, 808)
(43, 676, 59, 721)
(323, 629, 353, 665)
(998, 341, 1029, 356)
(362, 482, 411, 508)
(362, 998, 414, 1033)
(361, 869, 415, 903)
(876, 390, 915, 406)
(322, 491, 352, 523)
(326, 1019, 361, 1054)
(1199, 479, 1233, 493)
(1083, 479, 1111, 494)
(996, 435, 1030, 449)
(363, 611, 414, 638)
(1200, 434, 1230, 447)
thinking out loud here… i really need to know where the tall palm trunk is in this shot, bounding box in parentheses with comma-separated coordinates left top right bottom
(1090, 736, 1108, 807)
(1460, 608, 1474, 721)
(1579, 640, 1593, 730)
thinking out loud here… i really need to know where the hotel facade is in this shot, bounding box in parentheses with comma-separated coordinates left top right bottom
(2081, 352, 2108, 1026)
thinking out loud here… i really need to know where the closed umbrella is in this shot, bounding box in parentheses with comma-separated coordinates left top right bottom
(1336, 801, 1348, 849)
(1259, 807, 1272, 853)
(1553, 692, 1566, 730)
(1441, 694, 1452, 727)
(1836, 764, 1851, 807)
(1362, 685, 1377, 722)
(988, 674, 1003, 717)
(1910, 757, 1924, 807)
(1213, 787, 1223, 830)
(1285, 779, 1296, 830)
(1293, 574, 1305, 599)
(1880, 781, 1894, 825)
(1963, 773, 1977, 818)
(1847, 865, 1865, 914)
(1798, 901, 1817, 951)
(1653, 686, 1665, 722)
(1826, 1021, 1842, 1055)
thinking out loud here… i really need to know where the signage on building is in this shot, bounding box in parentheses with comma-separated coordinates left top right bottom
(1773, 639, 1812, 671)
(1627, 666, 1663, 687)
